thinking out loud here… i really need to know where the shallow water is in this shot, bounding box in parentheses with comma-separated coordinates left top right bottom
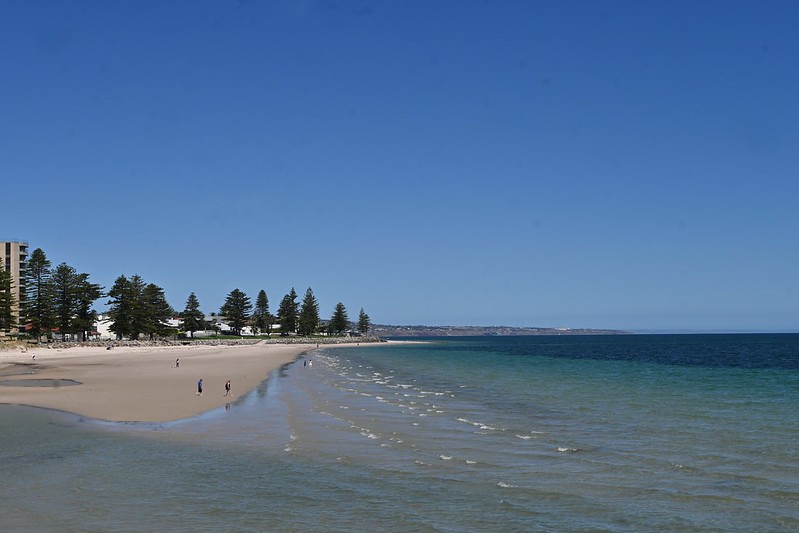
(1, 334, 798, 531)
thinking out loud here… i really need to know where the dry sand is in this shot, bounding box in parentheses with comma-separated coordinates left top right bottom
(0, 342, 313, 422)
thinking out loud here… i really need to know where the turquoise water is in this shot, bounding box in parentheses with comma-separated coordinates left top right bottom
(1, 334, 798, 531)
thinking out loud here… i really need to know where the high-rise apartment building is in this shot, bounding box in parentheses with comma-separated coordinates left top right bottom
(0, 240, 28, 335)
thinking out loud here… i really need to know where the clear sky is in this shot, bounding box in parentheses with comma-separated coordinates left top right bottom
(2, 1, 797, 332)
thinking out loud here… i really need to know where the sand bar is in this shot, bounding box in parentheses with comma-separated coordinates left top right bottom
(0, 342, 313, 422)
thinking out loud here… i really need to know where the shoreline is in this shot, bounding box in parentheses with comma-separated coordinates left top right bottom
(0, 341, 330, 423)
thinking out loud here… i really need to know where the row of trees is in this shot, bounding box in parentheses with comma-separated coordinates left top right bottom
(206, 286, 371, 337)
(0, 247, 373, 341)
(106, 275, 174, 340)
(1, 248, 104, 341)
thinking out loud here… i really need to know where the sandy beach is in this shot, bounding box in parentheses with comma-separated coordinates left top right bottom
(0, 342, 314, 422)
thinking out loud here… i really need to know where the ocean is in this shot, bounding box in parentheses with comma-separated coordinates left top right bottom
(1, 334, 798, 532)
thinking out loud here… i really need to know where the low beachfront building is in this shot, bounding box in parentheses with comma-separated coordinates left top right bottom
(94, 315, 182, 340)
(95, 314, 114, 340)
(93, 314, 281, 340)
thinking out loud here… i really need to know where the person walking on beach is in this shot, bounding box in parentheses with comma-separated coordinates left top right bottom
(197, 378, 203, 396)
(175, 358, 179, 368)
(224, 380, 231, 396)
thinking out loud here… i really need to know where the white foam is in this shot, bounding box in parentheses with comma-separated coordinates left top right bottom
(438, 454, 453, 461)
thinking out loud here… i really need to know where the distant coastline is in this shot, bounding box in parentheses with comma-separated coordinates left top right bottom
(372, 325, 630, 337)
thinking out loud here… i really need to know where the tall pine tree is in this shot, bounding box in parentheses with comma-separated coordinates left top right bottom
(330, 302, 349, 335)
(142, 283, 174, 339)
(127, 275, 148, 339)
(180, 292, 205, 338)
(297, 287, 320, 336)
(25, 248, 54, 341)
(73, 273, 103, 341)
(277, 288, 299, 336)
(52, 262, 79, 340)
(220, 288, 252, 335)
(252, 289, 271, 335)
(107, 275, 134, 339)
(357, 308, 371, 336)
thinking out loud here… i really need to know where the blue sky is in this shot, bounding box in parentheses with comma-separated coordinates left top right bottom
(2, 1, 797, 331)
